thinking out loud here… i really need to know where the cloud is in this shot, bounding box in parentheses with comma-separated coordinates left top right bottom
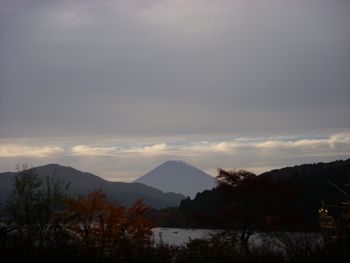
(70, 143, 169, 156)
(329, 133, 350, 148)
(125, 143, 169, 155)
(2, 133, 349, 160)
(1, 0, 349, 139)
(0, 145, 64, 158)
(71, 145, 120, 156)
(182, 133, 350, 155)
(255, 134, 350, 151)
(66, 133, 350, 157)
(256, 139, 329, 149)
(0, 0, 349, 180)
(182, 141, 240, 154)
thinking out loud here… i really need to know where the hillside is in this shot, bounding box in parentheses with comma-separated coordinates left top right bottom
(134, 160, 216, 198)
(0, 164, 185, 209)
(177, 158, 350, 229)
(261, 159, 350, 221)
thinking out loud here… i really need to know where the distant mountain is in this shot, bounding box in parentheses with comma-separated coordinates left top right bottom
(134, 160, 216, 198)
(0, 164, 185, 209)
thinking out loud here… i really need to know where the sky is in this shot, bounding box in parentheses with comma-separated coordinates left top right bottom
(0, 0, 349, 180)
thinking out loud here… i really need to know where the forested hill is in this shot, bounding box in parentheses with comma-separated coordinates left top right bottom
(177, 158, 350, 229)
(0, 164, 185, 209)
(262, 158, 350, 222)
(260, 158, 350, 181)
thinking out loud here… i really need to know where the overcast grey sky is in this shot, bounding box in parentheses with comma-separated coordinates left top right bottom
(1, 0, 349, 180)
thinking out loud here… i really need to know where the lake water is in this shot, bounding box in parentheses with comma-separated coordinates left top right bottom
(151, 228, 323, 248)
(151, 228, 270, 246)
(151, 227, 216, 246)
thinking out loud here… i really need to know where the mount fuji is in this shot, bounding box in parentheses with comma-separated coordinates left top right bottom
(134, 160, 216, 198)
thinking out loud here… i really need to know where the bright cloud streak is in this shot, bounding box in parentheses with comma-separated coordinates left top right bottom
(2, 133, 350, 159)
(256, 139, 329, 149)
(0, 145, 64, 158)
(125, 143, 169, 155)
(183, 141, 240, 153)
(70, 143, 169, 156)
(329, 133, 350, 148)
(67, 132, 350, 157)
(71, 145, 120, 156)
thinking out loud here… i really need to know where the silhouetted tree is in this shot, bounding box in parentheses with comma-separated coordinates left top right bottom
(5, 164, 69, 247)
(216, 169, 296, 254)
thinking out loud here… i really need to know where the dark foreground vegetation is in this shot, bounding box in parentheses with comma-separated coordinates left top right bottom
(1, 164, 349, 262)
(177, 159, 350, 229)
(1, 225, 350, 263)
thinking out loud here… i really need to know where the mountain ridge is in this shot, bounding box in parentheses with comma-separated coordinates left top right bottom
(0, 164, 185, 209)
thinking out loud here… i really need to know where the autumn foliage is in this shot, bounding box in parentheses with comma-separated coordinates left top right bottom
(64, 190, 152, 250)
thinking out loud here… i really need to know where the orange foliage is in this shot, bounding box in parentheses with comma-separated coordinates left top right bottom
(126, 199, 153, 243)
(65, 190, 152, 249)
